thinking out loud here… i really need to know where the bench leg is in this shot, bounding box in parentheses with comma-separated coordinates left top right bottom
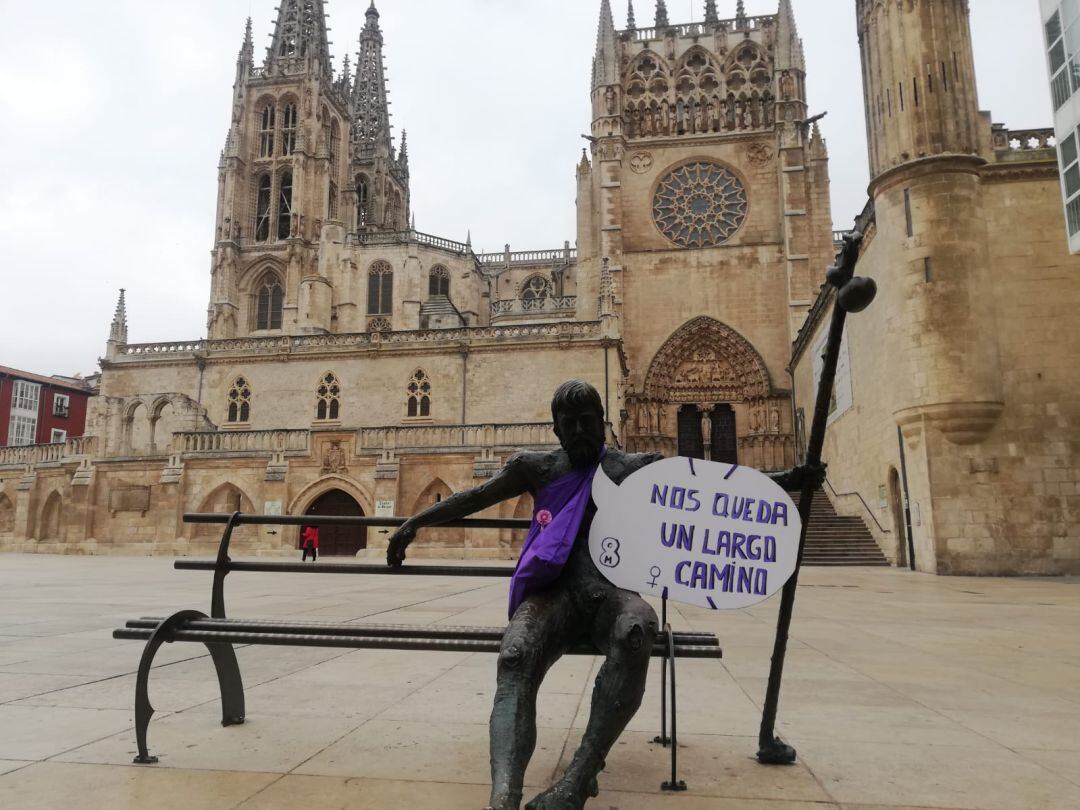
(660, 626, 687, 793)
(133, 610, 246, 765)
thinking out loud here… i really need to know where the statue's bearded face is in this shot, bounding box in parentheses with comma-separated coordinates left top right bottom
(554, 404, 605, 469)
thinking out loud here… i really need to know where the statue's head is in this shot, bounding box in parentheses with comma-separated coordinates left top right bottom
(551, 380, 606, 469)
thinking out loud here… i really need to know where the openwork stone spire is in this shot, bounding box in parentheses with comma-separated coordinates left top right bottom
(655, 1, 669, 28)
(109, 289, 128, 345)
(627, 1, 637, 30)
(352, 2, 393, 159)
(736, 0, 747, 27)
(265, 0, 333, 78)
(593, 0, 618, 88)
(704, 1, 719, 24)
(238, 17, 254, 68)
(776, 0, 806, 72)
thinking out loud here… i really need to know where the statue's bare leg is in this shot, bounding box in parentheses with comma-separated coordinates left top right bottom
(525, 590, 658, 810)
(488, 588, 576, 810)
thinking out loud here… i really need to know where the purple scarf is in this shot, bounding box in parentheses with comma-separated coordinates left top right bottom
(507, 449, 606, 618)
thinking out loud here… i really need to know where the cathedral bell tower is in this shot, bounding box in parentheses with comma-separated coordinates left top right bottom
(207, 0, 354, 339)
(577, 1, 834, 469)
(857, 0, 1004, 445)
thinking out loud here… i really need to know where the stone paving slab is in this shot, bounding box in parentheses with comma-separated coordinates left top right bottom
(0, 555, 1078, 809)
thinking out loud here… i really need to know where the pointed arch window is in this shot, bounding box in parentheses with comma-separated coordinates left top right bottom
(255, 174, 272, 242)
(521, 275, 552, 310)
(259, 104, 275, 158)
(227, 377, 252, 423)
(316, 372, 341, 421)
(329, 120, 341, 175)
(328, 181, 339, 220)
(256, 274, 284, 330)
(356, 176, 370, 228)
(429, 265, 450, 297)
(281, 103, 298, 155)
(278, 172, 294, 240)
(368, 261, 393, 315)
(407, 369, 432, 418)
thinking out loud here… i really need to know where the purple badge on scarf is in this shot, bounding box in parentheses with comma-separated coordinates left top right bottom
(507, 449, 606, 618)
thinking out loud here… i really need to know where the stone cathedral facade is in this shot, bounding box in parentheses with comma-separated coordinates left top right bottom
(2, 1, 1075, 574)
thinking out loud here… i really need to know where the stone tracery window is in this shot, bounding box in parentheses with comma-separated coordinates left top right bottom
(281, 103, 298, 155)
(255, 273, 284, 330)
(520, 275, 551, 310)
(356, 175, 370, 228)
(407, 369, 431, 418)
(227, 377, 252, 423)
(367, 316, 392, 333)
(277, 171, 293, 240)
(368, 261, 393, 315)
(315, 372, 341, 421)
(429, 265, 450, 297)
(255, 174, 272, 242)
(259, 104, 275, 158)
(653, 162, 748, 248)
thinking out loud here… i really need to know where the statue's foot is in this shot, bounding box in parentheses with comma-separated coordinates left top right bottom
(523, 775, 599, 810)
(757, 736, 797, 765)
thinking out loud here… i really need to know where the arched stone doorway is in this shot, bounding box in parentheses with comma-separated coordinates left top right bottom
(303, 490, 367, 556)
(888, 467, 907, 567)
(627, 317, 793, 470)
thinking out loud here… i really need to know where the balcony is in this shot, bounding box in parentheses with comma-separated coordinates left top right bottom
(489, 296, 577, 324)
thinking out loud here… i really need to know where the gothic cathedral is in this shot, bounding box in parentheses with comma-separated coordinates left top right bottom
(3, 1, 1076, 575)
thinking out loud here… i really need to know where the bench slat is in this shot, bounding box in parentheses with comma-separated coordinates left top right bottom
(112, 627, 723, 659)
(124, 617, 719, 646)
(175, 560, 517, 577)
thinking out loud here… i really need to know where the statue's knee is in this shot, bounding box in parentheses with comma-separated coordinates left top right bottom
(497, 639, 540, 677)
(614, 608, 658, 656)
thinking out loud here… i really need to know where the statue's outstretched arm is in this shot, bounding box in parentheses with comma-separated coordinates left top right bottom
(386, 454, 532, 566)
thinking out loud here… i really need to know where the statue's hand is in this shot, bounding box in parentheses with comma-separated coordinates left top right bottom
(387, 521, 417, 568)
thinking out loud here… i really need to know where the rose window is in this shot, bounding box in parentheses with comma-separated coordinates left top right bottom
(652, 162, 748, 248)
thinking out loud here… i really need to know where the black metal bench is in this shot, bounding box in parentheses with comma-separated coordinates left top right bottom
(113, 512, 722, 791)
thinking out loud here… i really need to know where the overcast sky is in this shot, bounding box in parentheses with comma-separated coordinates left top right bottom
(0, 0, 1052, 376)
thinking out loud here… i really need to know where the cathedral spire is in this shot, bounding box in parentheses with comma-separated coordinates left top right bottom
(593, 0, 618, 88)
(265, 0, 332, 79)
(776, 0, 806, 72)
(655, 1, 669, 28)
(109, 289, 128, 345)
(398, 129, 409, 173)
(736, 0, 747, 27)
(238, 17, 254, 68)
(704, 1, 719, 24)
(353, 2, 394, 159)
(627, 1, 636, 31)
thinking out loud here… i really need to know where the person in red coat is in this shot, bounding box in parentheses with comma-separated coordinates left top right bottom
(301, 525, 319, 562)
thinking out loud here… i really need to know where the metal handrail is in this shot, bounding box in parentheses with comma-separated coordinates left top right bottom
(183, 513, 531, 530)
(821, 478, 890, 534)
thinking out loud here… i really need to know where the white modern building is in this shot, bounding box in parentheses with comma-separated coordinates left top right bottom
(1041, 0, 1080, 251)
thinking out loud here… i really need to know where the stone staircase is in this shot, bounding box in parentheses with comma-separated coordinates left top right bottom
(788, 488, 890, 567)
(419, 295, 465, 329)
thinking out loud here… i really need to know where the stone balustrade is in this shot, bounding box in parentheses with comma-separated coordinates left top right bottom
(628, 15, 773, 41)
(0, 436, 98, 468)
(358, 423, 557, 452)
(992, 126, 1056, 152)
(116, 321, 602, 360)
(490, 296, 577, 319)
(176, 430, 311, 455)
(476, 247, 577, 266)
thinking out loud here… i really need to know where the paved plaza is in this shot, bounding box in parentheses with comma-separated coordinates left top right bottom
(0, 554, 1077, 809)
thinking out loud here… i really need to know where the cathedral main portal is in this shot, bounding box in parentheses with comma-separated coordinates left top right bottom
(625, 317, 794, 472)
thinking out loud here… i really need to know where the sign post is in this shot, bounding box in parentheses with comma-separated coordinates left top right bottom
(757, 231, 876, 765)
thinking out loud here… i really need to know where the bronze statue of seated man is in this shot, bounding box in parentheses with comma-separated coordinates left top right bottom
(387, 380, 821, 810)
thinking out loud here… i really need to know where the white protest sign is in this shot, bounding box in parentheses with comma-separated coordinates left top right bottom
(589, 457, 802, 610)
